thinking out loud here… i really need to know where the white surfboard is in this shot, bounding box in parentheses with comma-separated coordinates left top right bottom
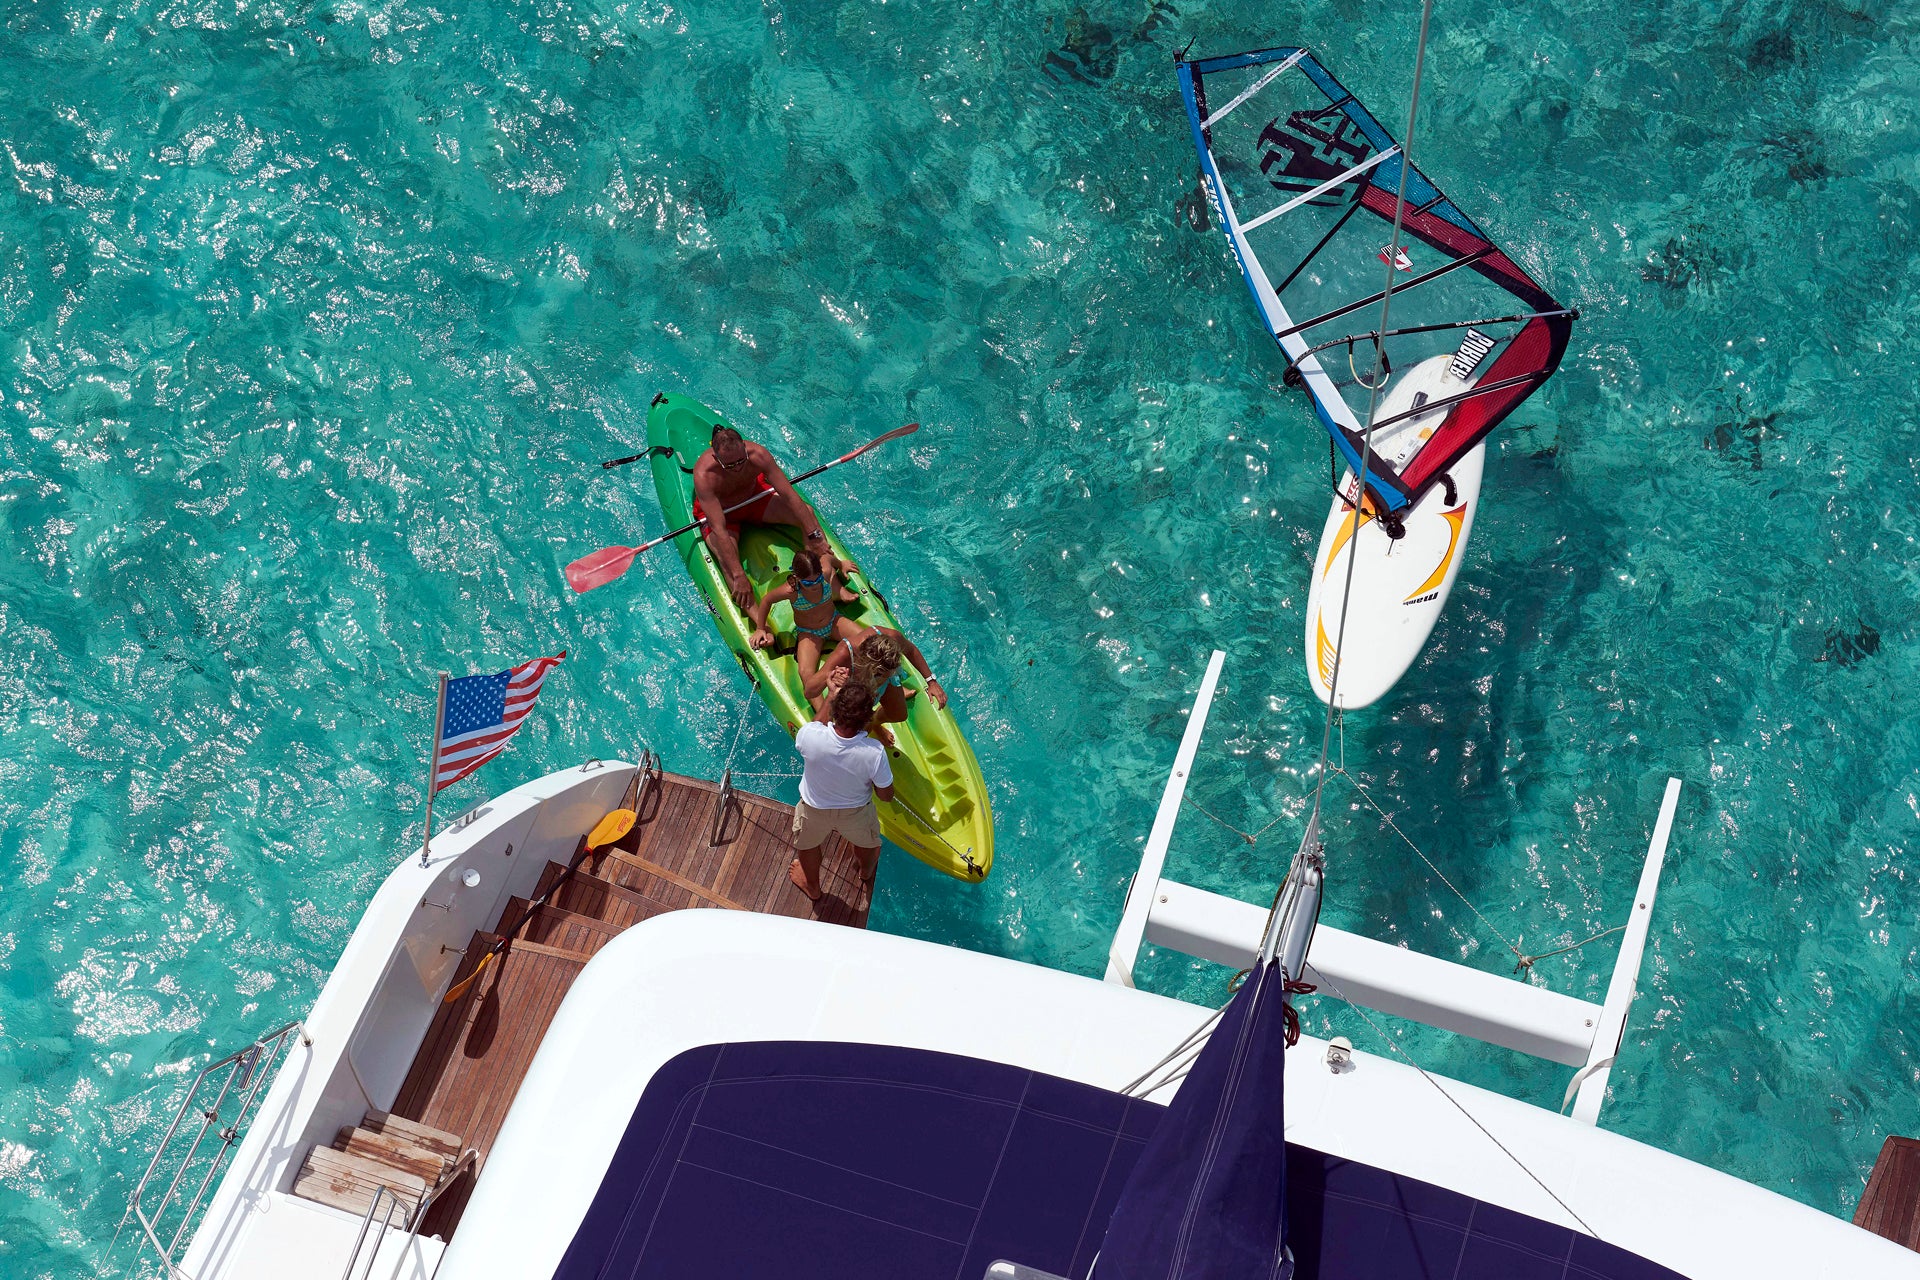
(1304, 355, 1486, 709)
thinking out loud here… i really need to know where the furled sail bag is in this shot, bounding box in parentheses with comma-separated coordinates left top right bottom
(1096, 958, 1295, 1280)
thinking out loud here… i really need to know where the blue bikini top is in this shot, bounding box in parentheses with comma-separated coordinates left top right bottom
(793, 574, 831, 611)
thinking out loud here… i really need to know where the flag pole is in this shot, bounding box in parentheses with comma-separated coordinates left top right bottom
(421, 672, 448, 867)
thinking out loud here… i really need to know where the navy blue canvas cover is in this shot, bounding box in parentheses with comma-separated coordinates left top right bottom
(1097, 957, 1293, 1279)
(549, 1039, 1688, 1280)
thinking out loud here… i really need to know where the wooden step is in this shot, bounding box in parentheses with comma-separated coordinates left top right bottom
(373, 766, 873, 1243)
(292, 1146, 427, 1218)
(392, 931, 589, 1175)
(517, 900, 622, 957)
(1857, 1135, 1920, 1252)
(552, 864, 652, 927)
(360, 1109, 462, 1162)
(336, 1125, 448, 1185)
(485, 895, 608, 962)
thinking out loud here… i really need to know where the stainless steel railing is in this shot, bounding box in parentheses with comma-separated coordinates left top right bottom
(111, 1019, 310, 1277)
(344, 1186, 415, 1280)
(339, 1147, 479, 1280)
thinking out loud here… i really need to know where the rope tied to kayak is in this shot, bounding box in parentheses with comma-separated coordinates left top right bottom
(720, 688, 757, 774)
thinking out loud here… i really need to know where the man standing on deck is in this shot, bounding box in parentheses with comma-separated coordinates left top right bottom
(789, 681, 892, 902)
(693, 423, 853, 610)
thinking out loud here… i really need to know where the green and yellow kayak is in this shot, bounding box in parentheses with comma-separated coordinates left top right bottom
(646, 391, 993, 882)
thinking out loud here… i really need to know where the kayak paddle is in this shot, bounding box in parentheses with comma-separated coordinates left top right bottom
(441, 806, 636, 1005)
(565, 422, 919, 594)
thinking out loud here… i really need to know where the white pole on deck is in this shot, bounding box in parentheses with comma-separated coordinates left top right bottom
(419, 673, 448, 867)
(1106, 650, 1227, 987)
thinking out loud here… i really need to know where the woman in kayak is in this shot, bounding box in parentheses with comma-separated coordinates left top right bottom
(746, 551, 851, 691)
(809, 627, 946, 745)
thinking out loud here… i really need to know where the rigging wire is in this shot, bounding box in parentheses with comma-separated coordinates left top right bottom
(1193, 766, 1623, 977)
(1328, 765, 1528, 967)
(1306, 0, 1439, 840)
(1120, 1002, 1230, 1097)
(1312, 969, 1603, 1240)
(1274, 13, 1608, 1240)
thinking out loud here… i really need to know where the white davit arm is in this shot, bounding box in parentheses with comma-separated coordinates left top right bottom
(1566, 777, 1683, 1124)
(1105, 650, 1227, 987)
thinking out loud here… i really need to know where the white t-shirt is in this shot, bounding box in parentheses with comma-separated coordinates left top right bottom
(795, 720, 893, 810)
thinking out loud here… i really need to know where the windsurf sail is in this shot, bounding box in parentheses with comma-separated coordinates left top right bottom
(1177, 47, 1575, 515)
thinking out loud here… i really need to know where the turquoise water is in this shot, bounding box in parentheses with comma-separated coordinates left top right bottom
(4, 0, 1918, 1271)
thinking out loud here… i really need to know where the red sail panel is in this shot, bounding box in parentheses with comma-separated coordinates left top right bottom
(1398, 314, 1569, 495)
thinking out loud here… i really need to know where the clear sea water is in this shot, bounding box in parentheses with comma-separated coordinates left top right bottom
(3, 0, 1918, 1271)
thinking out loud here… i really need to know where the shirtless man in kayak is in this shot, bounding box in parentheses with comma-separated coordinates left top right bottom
(693, 424, 853, 610)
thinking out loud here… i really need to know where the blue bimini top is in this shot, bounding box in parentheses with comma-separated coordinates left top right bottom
(548, 1039, 1689, 1280)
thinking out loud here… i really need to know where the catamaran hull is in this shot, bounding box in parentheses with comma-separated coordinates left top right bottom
(1304, 442, 1484, 710)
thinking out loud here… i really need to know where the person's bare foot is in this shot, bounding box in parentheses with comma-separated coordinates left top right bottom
(872, 723, 896, 748)
(788, 857, 823, 901)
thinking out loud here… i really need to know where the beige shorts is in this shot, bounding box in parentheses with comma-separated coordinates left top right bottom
(791, 799, 881, 849)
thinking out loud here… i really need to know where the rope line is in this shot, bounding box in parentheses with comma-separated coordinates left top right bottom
(1305, 0, 1439, 840)
(720, 688, 756, 773)
(1519, 925, 1625, 969)
(1312, 971, 1602, 1240)
(1182, 795, 1292, 847)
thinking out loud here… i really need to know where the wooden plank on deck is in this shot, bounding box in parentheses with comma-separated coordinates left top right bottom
(1858, 1135, 1920, 1252)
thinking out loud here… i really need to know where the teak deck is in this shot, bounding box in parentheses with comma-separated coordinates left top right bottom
(383, 767, 868, 1237)
(1857, 1135, 1920, 1254)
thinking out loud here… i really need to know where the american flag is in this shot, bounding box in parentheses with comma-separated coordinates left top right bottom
(432, 652, 566, 793)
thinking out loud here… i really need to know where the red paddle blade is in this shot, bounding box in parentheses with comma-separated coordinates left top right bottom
(566, 545, 637, 593)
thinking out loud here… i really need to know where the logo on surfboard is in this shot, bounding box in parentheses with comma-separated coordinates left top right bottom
(1401, 506, 1468, 606)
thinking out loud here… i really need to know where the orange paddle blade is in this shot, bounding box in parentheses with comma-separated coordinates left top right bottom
(566, 545, 637, 593)
(442, 951, 497, 1004)
(587, 808, 636, 850)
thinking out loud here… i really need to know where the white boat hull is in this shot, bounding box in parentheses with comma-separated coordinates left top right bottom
(161, 761, 1920, 1280)
(1304, 354, 1487, 709)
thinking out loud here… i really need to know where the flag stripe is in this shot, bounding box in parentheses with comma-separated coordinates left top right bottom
(437, 744, 508, 789)
(431, 652, 564, 794)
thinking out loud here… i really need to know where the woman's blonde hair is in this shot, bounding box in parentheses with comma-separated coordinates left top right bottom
(850, 631, 902, 691)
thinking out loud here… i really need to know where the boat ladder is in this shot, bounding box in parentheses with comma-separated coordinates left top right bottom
(110, 1019, 310, 1276)
(338, 1146, 479, 1280)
